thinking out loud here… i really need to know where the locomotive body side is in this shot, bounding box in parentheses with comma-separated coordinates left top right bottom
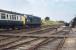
(26, 15, 41, 28)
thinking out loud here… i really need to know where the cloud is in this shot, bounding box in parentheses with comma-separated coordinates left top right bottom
(0, 0, 12, 10)
(0, 0, 76, 22)
(13, 0, 49, 18)
(54, 0, 76, 2)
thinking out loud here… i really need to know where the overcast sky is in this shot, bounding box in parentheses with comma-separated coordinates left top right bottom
(0, 0, 76, 22)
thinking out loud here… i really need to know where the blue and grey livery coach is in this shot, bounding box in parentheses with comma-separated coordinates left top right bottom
(0, 9, 26, 29)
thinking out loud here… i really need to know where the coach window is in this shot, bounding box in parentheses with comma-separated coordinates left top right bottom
(14, 15, 16, 20)
(12, 15, 14, 20)
(12, 15, 16, 20)
(17, 16, 18, 20)
(7, 14, 8, 19)
(10, 15, 12, 20)
(15, 16, 16, 20)
(1, 13, 6, 19)
(20, 16, 21, 20)
(19, 16, 21, 20)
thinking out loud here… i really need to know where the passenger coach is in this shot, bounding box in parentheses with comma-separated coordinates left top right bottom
(0, 9, 26, 29)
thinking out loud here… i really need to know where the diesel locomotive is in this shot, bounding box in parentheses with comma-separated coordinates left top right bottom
(0, 9, 41, 29)
(26, 15, 41, 28)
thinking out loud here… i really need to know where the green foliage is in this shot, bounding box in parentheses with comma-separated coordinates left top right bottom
(45, 17, 50, 21)
(58, 21, 64, 23)
(42, 19, 60, 26)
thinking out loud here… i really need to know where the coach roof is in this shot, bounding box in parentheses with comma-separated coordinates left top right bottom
(0, 9, 24, 15)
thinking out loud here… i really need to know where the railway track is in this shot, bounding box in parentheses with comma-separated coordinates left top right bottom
(0, 37, 37, 50)
(0, 25, 70, 50)
(1, 28, 68, 50)
(0, 25, 61, 34)
(0, 37, 66, 50)
(32, 30, 69, 50)
(0, 25, 64, 37)
(36, 38, 64, 50)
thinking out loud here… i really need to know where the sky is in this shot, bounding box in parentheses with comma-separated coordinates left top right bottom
(0, 0, 76, 22)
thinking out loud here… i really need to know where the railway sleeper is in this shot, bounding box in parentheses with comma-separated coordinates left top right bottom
(0, 38, 37, 50)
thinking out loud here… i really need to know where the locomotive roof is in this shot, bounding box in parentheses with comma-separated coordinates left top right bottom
(26, 15, 41, 18)
(27, 15, 38, 17)
(0, 9, 24, 15)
